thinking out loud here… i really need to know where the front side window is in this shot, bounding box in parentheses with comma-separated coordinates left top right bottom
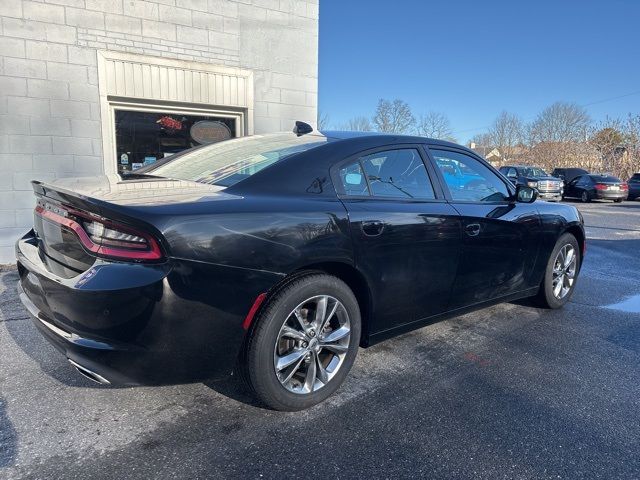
(338, 148, 435, 199)
(569, 176, 582, 187)
(431, 149, 509, 202)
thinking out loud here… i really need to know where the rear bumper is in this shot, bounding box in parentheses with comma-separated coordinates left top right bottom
(595, 191, 628, 200)
(18, 282, 143, 385)
(16, 231, 281, 386)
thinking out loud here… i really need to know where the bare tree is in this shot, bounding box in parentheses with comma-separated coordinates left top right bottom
(590, 121, 625, 173)
(416, 112, 455, 141)
(488, 111, 524, 165)
(521, 140, 600, 174)
(624, 114, 640, 178)
(469, 132, 493, 148)
(341, 116, 373, 132)
(372, 99, 415, 134)
(529, 102, 591, 144)
(317, 111, 330, 130)
(589, 115, 640, 179)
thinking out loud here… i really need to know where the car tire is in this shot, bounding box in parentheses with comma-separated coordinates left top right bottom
(581, 191, 590, 203)
(533, 233, 581, 309)
(615, 199, 623, 203)
(243, 272, 361, 411)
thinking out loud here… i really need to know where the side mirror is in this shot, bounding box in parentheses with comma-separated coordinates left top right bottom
(516, 185, 538, 203)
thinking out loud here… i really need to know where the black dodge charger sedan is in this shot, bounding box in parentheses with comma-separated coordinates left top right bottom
(16, 126, 585, 410)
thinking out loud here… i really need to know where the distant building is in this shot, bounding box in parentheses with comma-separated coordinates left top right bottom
(469, 142, 530, 167)
(469, 142, 502, 165)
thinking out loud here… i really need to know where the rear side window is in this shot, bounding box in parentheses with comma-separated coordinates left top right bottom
(576, 176, 592, 186)
(338, 162, 369, 196)
(592, 175, 621, 183)
(338, 148, 435, 199)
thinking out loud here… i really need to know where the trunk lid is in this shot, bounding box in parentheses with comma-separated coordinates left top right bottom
(31, 175, 231, 276)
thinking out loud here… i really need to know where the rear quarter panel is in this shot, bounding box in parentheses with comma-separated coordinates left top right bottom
(157, 195, 352, 274)
(140, 195, 353, 333)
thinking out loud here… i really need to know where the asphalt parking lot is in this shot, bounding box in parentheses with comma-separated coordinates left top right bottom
(1, 199, 640, 480)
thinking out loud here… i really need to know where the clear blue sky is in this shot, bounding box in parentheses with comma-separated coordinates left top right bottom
(318, 0, 640, 142)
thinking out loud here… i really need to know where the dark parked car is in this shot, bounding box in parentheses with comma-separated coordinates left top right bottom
(16, 126, 585, 410)
(498, 165, 563, 201)
(628, 173, 640, 200)
(551, 167, 589, 186)
(563, 174, 629, 202)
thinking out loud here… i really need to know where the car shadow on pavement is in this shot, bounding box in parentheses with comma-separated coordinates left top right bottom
(0, 270, 106, 389)
(0, 396, 17, 468)
(203, 373, 268, 410)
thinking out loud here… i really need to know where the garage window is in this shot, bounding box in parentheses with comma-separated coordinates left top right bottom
(115, 110, 236, 175)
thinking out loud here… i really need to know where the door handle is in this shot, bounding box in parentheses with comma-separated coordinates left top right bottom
(361, 220, 385, 237)
(465, 223, 481, 237)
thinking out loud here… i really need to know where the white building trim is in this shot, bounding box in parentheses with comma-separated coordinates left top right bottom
(97, 50, 254, 175)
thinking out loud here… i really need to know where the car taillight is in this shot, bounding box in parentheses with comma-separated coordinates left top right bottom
(83, 220, 149, 250)
(35, 203, 164, 261)
(621, 183, 629, 190)
(594, 184, 607, 190)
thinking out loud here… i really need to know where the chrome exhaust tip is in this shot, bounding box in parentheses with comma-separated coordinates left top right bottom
(68, 359, 111, 385)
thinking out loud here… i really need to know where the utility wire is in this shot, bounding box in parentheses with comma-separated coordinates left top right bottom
(453, 89, 640, 136)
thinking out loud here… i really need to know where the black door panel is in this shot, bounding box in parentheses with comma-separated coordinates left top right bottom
(448, 202, 540, 307)
(344, 199, 462, 332)
(427, 147, 542, 308)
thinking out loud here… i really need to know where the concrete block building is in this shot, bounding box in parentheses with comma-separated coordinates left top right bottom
(0, 0, 319, 263)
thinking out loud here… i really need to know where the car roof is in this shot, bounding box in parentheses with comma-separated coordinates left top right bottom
(502, 165, 547, 170)
(319, 130, 470, 151)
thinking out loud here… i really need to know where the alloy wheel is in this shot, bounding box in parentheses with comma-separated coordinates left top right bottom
(552, 244, 577, 299)
(273, 295, 351, 394)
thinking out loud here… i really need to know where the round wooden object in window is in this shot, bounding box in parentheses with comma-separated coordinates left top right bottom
(190, 120, 232, 145)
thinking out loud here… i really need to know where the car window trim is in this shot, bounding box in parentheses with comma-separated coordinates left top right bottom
(422, 144, 516, 204)
(331, 144, 446, 202)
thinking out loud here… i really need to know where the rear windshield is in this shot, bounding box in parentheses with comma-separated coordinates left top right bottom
(138, 133, 328, 187)
(590, 175, 621, 183)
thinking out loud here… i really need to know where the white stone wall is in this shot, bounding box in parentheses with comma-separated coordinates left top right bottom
(0, 0, 319, 263)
